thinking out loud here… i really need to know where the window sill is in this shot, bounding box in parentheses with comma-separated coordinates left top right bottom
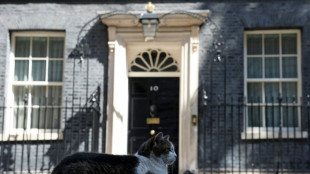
(241, 131, 308, 140)
(0, 132, 63, 142)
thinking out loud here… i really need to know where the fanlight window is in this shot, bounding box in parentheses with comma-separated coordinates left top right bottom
(130, 49, 179, 72)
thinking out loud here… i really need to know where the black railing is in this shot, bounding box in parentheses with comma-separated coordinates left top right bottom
(1, 91, 310, 173)
(200, 94, 310, 174)
(0, 87, 101, 174)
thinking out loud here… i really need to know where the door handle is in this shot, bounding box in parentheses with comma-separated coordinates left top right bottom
(150, 129, 156, 135)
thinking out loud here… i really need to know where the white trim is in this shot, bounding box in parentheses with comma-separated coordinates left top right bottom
(103, 24, 201, 173)
(244, 29, 303, 139)
(12, 82, 63, 86)
(127, 42, 182, 75)
(5, 31, 65, 141)
(12, 31, 65, 37)
(128, 47, 180, 73)
(244, 29, 301, 35)
(241, 131, 308, 140)
(128, 72, 179, 77)
(246, 78, 299, 82)
(0, 132, 63, 142)
(98, 10, 209, 28)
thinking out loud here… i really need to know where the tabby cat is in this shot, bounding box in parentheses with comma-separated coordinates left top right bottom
(52, 132, 177, 174)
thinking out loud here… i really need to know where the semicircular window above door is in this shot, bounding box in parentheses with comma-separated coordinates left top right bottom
(129, 49, 179, 72)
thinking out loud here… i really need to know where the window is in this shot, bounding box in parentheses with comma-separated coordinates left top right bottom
(8, 32, 64, 137)
(129, 49, 179, 72)
(244, 30, 305, 138)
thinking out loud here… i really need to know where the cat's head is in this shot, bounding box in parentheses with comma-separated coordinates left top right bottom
(137, 132, 177, 165)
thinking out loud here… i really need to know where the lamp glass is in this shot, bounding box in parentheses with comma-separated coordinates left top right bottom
(141, 19, 159, 41)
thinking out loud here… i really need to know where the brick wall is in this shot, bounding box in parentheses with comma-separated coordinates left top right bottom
(0, 0, 310, 172)
(198, 0, 310, 171)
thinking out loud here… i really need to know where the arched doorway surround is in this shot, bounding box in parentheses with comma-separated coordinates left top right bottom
(100, 10, 209, 173)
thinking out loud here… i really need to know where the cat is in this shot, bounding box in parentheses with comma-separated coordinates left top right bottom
(51, 132, 177, 174)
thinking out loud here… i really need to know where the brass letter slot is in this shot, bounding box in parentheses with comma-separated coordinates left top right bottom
(146, 117, 160, 125)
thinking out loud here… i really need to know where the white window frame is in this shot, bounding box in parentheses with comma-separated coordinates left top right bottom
(127, 47, 181, 77)
(243, 29, 307, 139)
(1, 31, 65, 141)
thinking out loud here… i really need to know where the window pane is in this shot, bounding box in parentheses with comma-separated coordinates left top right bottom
(282, 82, 297, 103)
(48, 86, 62, 105)
(265, 106, 280, 128)
(32, 61, 46, 81)
(31, 86, 46, 105)
(247, 58, 262, 78)
(247, 34, 262, 55)
(14, 60, 29, 81)
(32, 37, 47, 57)
(265, 82, 279, 103)
(31, 108, 42, 129)
(13, 108, 27, 129)
(46, 108, 61, 129)
(48, 60, 63, 82)
(283, 106, 298, 127)
(15, 37, 30, 57)
(49, 37, 64, 58)
(31, 108, 48, 129)
(247, 83, 262, 103)
(31, 108, 60, 129)
(13, 86, 28, 105)
(282, 57, 297, 78)
(282, 34, 297, 54)
(248, 106, 262, 127)
(265, 57, 280, 78)
(264, 34, 279, 55)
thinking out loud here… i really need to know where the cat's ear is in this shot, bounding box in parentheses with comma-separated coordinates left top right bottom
(163, 135, 170, 141)
(154, 132, 164, 143)
(137, 137, 154, 157)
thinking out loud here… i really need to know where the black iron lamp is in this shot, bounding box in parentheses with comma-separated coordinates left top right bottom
(139, 2, 160, 42)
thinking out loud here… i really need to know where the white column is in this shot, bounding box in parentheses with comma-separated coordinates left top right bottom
(189, 26, 200, 171)
(105, 27, 116, 153)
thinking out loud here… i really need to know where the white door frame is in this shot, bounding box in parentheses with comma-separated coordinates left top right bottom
(100, 11, 207, 172)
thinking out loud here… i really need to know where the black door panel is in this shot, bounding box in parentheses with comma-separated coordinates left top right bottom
(128, 77, 179, 174)
(130, 97, 149, 129)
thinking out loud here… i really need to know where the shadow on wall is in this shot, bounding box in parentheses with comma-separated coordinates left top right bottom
(45, 109, 96, 169)
(68, 19, 108, 64)
(1, 19, 108, 172)
(46, 18, 108, 169)
(64, 19, 108, 155)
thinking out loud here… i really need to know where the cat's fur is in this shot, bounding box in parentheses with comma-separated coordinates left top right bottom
(52, 132, 177, 174)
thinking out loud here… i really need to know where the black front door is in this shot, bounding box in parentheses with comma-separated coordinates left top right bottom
(128, 77, 179, 173)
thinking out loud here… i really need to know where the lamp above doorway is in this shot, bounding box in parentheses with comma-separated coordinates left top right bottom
(99, 3, 209, 42)
(139, 2, 160, 42)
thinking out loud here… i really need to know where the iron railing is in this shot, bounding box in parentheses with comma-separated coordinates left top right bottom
(1, 91, 309, 173)
(200, 94, 310, 174)
(0, 87, 101, 174)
